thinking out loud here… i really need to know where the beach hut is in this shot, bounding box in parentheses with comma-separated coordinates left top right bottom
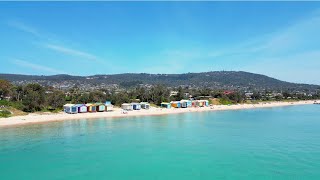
(86, 103, 97, 112)
(203, 100, 209, 107)
(198, 100, 204, 107)
(63, 104, 78, 114)
(161, 102, 171, 109)
(198, 100, 209, 107)
(171, 101, 181, 108)
(140, 102, 150, 109)
(105, 101, 112, 105)
(131, 103, 141, 110)
(104, 101, 113, 111)
(95, 103, 106, 112)
(75, 104, 87, 113)
(181, 101, 187, 108)
(105, 104, 113, 111)
(191, 100, 197, 107)
(122, 103, 133, 111)
(180, 100, 192, 108)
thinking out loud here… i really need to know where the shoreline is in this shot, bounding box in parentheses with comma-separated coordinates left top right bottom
(0, 100, 316, 127)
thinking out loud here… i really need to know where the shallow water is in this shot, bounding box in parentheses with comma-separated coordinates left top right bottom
(1, 105, 320, 179)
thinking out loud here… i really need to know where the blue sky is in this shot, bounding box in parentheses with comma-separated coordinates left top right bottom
(1, 2, 320, 84)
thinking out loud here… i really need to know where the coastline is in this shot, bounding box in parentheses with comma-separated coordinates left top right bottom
(0, 100, 316, 127)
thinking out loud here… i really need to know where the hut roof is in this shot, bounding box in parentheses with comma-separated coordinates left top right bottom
(64, 104, 75, 107)
(75, 104, 86, 107)
(161, 102, 170, 105)
(140, 102, 150, 104)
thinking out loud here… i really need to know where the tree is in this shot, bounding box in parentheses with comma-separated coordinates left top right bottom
(22, 84, 46, 112)
(11, 85, 23, 102)
(275, 95, 283, 101)
(47, 90, 65, 109)
(111, 91, 130, 106)
(89, 91, 106, 102)
(175, 86, 185, 100)
(149, 84, 170, 105)
(0, 79, 12, 99)
(135, 87, 149, 102)
(251, 92, 261, 100)
(227, 92, 245, 103)
(282, 92, 291, 99)
(74, 93, 90, 104)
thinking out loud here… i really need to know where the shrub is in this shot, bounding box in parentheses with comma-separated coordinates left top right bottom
(0, 110, 11, 118)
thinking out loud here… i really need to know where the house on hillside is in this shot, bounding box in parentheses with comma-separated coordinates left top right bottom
(170, 91, 178, 97)
(224, 91, 234, 95)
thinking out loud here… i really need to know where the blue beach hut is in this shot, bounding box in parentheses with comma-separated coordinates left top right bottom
(131, 103, 141, 110)
(161, 102, 171, 109)
(75, 104, 87, 113)
(181, 100, 192, 108)
(63, 104, 78, 114)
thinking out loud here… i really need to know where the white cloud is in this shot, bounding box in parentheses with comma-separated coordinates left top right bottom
(44, 43, 100, 61)
(12, 59, 65, 74)
(8, 20, 42, 38)
(153, 9, 320, 68)
(8, 20, 105, 63)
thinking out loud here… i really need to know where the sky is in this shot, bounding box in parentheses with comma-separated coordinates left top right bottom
(0, 2, 320, 84)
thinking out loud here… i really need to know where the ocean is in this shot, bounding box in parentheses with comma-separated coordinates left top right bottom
(1, 105, 319, 179)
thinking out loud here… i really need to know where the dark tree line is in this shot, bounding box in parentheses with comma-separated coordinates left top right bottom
(1, 79, 320, 113)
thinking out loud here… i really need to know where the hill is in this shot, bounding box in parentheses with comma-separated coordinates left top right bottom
(0, 71, 319, 91)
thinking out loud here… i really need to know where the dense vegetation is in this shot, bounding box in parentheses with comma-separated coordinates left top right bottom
(1, 71, 319, 91)
(0, 78, 319, 117)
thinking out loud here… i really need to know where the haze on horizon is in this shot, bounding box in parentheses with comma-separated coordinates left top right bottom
(1, 2, 320, 84)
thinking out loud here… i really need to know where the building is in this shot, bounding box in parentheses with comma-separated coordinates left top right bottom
(171, 101, 181, 108)
(95, 103, 106, 112)
(122, 103, 133, 111)
(201, 100, 209, 107)
(86, 103, 97, 112)
(131, 103, 141, 110)
(224, 91, 234, 95)
(170, 91, 178, 97)
(180, 100, 192, 108)
(140, 102, 150, 109)
(63, 104, 78, 114)
(105, 101, 113, 111)
(75, 104, 87, 113)
(161, 102, 171, 109)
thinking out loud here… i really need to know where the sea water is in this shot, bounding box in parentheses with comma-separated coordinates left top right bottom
(1, 105, 320, 179)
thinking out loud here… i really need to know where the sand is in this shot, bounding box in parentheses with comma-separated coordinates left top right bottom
(0, 100, 316, 127)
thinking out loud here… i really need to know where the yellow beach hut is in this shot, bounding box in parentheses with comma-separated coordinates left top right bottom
(86, 103, 97, 112)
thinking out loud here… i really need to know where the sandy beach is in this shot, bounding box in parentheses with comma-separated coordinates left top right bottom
(0, 100, 316, 127)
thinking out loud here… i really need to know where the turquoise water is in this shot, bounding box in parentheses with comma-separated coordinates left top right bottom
(1, 105, 320, 179)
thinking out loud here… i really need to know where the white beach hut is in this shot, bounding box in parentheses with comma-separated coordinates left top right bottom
(75, 104, 87, 113)
(122, 103, 133, 111)
(140, 102, 150, 109)
(63, 104, 78, 114)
